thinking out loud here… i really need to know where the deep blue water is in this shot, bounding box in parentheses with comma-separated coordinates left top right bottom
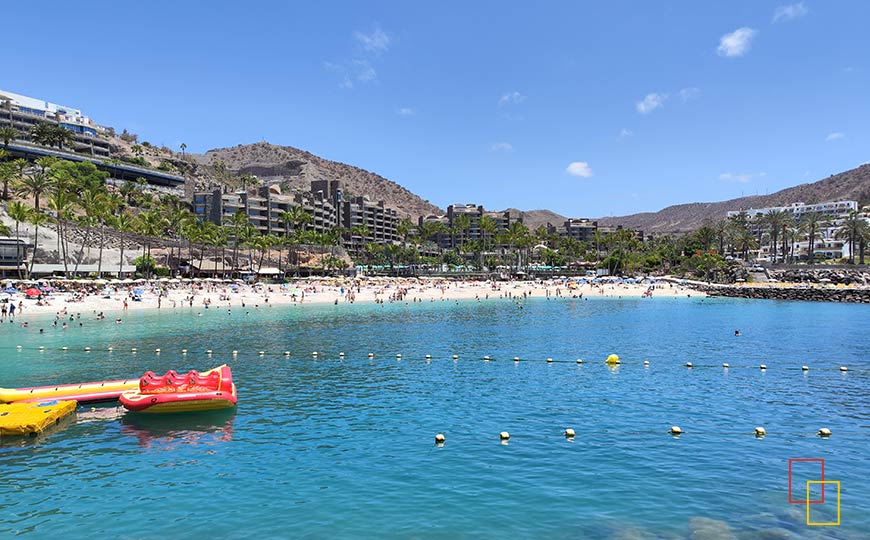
(1, 297, 868, 539)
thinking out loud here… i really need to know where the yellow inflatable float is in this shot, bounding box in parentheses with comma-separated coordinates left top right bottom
(0, 400, 77, 436)
(605, 354, 621, 364)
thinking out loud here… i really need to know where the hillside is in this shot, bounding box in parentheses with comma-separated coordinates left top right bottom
(598, 164, 870, 233)
(192, 142, 442, 220)
(503, 208, 568, 231)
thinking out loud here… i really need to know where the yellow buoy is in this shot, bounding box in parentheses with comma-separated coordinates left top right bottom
(564, 428, 575, 438)
(499, 431, 510, 440)
(606, 354, 620, 364)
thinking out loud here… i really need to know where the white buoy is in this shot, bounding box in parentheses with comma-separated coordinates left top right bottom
(84, 347, 91, 352)
(483, 355, 490, 361)
(643, 360, 650, 366)
(499, 431, 510, 440)
(546, 358, 553, 363)
(181, 349, 187, 354)
(339, 352, 345, 357)
(452, 354, 459, 360)
(396, 354, 402, 359)
(723, 363, 730, 368)
(312, 351, 318, 357)
(368, 353, 374, 358)
(576, 359, 583, 364)
(686, 362, 693, 368)
(818, 428, 831, 437)
(426, 354, 432, 359)
(38, 346, 45, 350)
(435, 433, 445, 444)
(155, 348, 161, 353)
(284, 351, 291, 356)
(130, 348, 137, 352)
(258, 351, 265, 356)
(670, 426, 683, 435)
(839, 366, 848, 372)
(17, 345, 22, 350)
(564, 428, 575, 438)
(760, 364, 767, 370)
(514, 356, 520, 362)
(61, 346, 68, 351)
(754, 426, 766, 437)
(801, 365, 809, 371)
(107, 346, 113, 352)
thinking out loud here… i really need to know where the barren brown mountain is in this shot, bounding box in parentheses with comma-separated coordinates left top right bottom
(193, 142, 442, 220)
(598, 164, 870, 234)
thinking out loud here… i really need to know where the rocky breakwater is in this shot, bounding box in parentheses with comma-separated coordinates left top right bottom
(768, 267, 869, 285)
(698, 283, 870, 303)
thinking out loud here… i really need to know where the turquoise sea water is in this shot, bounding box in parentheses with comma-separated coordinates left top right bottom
(1, 296, 868, 539)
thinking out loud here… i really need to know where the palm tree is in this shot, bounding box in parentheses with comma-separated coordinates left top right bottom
(478, 215, 498, 254)
(108, 211, 134, 277)
(451, 213, 472, 251)
(800, 212, 828, 264)
(72, 187, 107, 274)
(229, 210, 250, 272)
(0, 126, 18, 150)
(47, 187, 75, 276)
(837, 212, 866, 264)
(760, 210, 789, 263)
(179, 142, 187, 158)
(6, 201, 32, 278)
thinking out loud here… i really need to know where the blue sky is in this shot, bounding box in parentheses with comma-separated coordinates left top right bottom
(5, 1, 868, 217)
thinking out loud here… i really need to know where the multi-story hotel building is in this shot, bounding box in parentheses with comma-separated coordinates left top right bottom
(192, 181, 399, 249)
(419, 204, 517, 250)
(0, 89, 111, 158)
(547, 218, 598, 243)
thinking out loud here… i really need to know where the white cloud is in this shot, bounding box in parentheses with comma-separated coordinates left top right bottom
(397, 108, 416, 116)
(826, 132, 845, 142)
(353, 27, 390, 53)
(717, 27, 757, 58)
(773, 3, 808, 23)
(636, 93, 666, 114)
(354, 60, 376, 82)
(618, 128, 634, 139)
(498, 91, 526, 107)
(491, 142, 513, 152)
(566, 161, 593, 178)
(679, 87, 701, 101)
(719, 172, 766, 183)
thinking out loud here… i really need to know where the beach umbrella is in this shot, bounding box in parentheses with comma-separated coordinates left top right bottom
(25, 288, 41, 297)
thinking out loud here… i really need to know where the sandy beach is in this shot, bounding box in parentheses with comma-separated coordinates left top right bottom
(1, 278, 704, 321)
